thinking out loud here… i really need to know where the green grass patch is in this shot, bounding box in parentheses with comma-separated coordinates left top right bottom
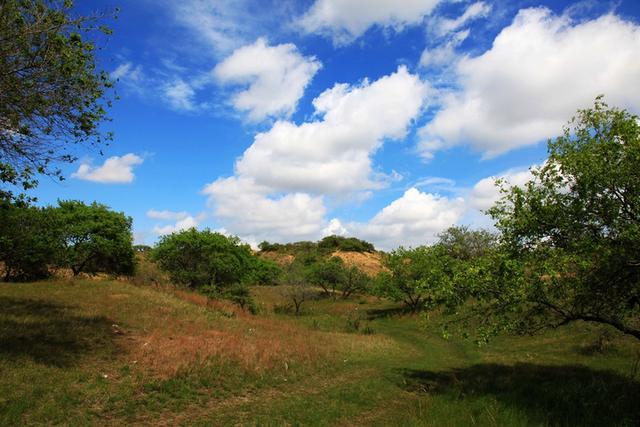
(1, 280, 639, 426)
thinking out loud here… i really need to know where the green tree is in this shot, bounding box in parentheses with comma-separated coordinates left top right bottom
(306, 256, 347, 298)
(279, 259, 315, 315)
(375, 245, 455, 312)
(457, 98, 640, 342)
(340, 265, 371, 299)
(152, 229, 254, 289)
(0, 204, 61, 281)
(249, 257, 281, 286)
(318, 235, 375, 253)
(438, 226, 497, 261)
(0, 0, 114, 203)
(57, 200, 134, 276)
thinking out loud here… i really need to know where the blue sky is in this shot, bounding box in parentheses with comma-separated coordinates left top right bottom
(32, 0, 640, 249)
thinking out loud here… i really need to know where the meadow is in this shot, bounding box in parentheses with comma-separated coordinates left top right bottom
(1, 279, 638, 426)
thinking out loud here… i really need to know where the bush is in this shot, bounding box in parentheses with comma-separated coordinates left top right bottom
(153, 229, 254, 289)
(0, 204, 61, 281)
(249, 257, 281, 285)
(318, 235, 375, 252)
(57, 200, 135, 277)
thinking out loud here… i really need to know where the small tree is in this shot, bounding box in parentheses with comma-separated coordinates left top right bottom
(438, 226, 497, 261)
(279, 260, 315, 315)
(249, 257, 281, 286)
(0, 204, 61, 281)
(57, 200, 134, 276)
(306, 256, 346, 298)
(376, 246, 455, 312)
(454, 98, 640, 342)
(152, 229, 254, 289)
(340, 265, 371, 299)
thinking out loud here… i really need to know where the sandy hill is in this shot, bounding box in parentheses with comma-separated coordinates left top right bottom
(259, 250, 384, 276)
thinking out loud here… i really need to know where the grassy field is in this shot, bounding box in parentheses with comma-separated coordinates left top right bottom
(1, 280, 639, 426)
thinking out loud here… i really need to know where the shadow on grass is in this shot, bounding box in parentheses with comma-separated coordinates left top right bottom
(365, 306, 414, 320)
(400, 363, 640, 426)
(0, 296, 119, 367)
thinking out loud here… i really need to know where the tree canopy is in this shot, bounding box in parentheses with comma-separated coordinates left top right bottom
(0, 0, 114, 203)
(57, 200, 135, 276)
(152, 229, 256, 289)
(451, 98, 640, 342)
(0, 200, 134, 281)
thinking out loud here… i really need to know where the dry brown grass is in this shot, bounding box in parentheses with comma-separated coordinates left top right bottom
(118, 285, 337, 378)
(331, 250, 385, 276)
(258, 251, 295, 266)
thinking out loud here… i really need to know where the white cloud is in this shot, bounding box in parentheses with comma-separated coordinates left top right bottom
(170, 0, 253, 56)
(71, 154, 143, 184)
(299, 0, 442, 44)
(163, 79, 197, 112)
(348, 188, 465, 250)
(111, 62, 144, 82)
(153, 216, 200, 236)
(203, 177, 326, 243)
(420, 8, 640, 158)
(234, 66, 428, 195)
(468, 167, 535, 211)
(214, 38, 321, 121)
(204, 66, 427, 244)
(435, 1, 492, 36)
(322, 218, 348, 237)
(146, 209, 190, 221)
(419, 29, 469, 69)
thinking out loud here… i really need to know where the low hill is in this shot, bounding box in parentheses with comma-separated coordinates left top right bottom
(330, 250, 385, 276)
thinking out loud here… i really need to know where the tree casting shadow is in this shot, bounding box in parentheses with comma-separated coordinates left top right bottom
(400, 363, 640, 426)
(0, 296, 119, 367)
(365, 305, 415, 320)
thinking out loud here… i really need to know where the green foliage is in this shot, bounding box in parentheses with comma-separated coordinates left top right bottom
(0, 200, 134, 281)
(459, 98, 640, 342)
(249, 257, 281, 286)
(341, 265, 371, 298)
(278, 258, 316, 314)
(57, 200, 135, 276)
(318, 235, 375, 252)
(153, 229, 255, 289)
(258, 236, 375, 255)
(375, 245, 456, 312)
(0, 0, 114, 203)
(306, 256, 347, 297)
(437, 226, 497, 261)
(0, 204, 61, 281)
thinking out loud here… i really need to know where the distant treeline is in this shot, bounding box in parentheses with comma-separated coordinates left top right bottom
(258, 235, 375, 254)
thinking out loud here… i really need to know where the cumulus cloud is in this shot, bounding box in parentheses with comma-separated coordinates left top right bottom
(420, 8, 640, 158)
(71, 154, 144, 184)
(467, 167, 535, 211)
(299, 0, 442, 44)
(235, 66, 428, 194)
(204, 66, 427, 243)
(214, 38, 321, 121)
(203, 177, 326, 242)
(153, 216, 200, 236)
(348, 188, 465, 250)
(322, 218, 348, 237)
(148, 209, 205, 236)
